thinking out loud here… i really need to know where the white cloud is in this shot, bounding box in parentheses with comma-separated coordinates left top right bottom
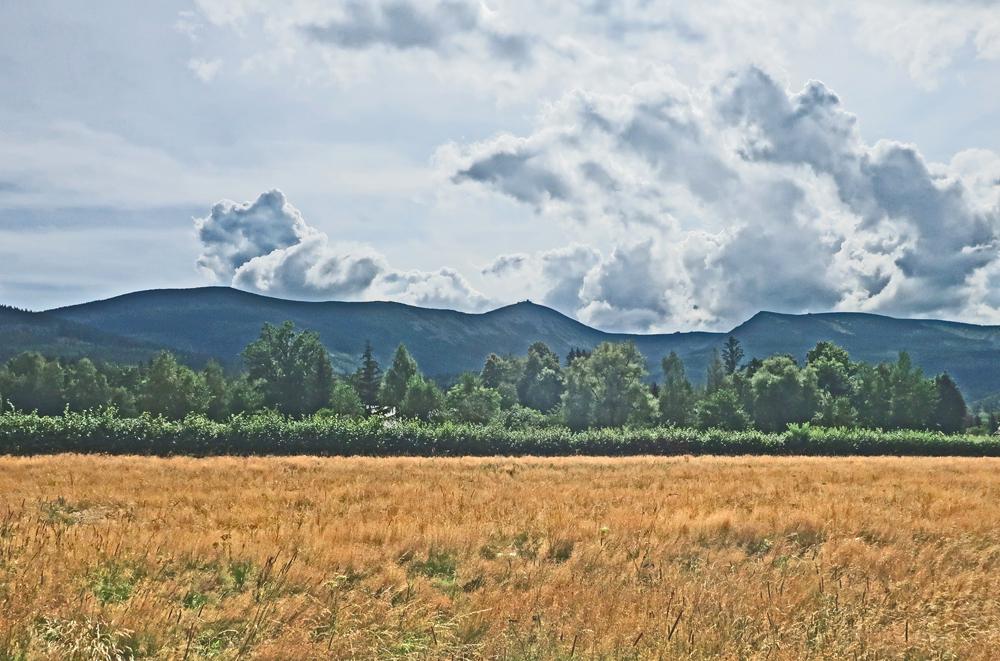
(195, 189, 492, 310)
(188, 57, 223, 82)
(443, 67, 1000, 330)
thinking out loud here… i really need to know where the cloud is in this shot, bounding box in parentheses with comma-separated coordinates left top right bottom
(442, 67, 1000, 329)
(301, 0, 535, 65)
(195, 189, 491, 311)
(196, 190, 309, 280)
(481, 253, 528, 276)
(188, 58, 222, 82)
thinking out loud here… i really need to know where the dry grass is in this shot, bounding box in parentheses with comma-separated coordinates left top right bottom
(1, 455, 1000, 659)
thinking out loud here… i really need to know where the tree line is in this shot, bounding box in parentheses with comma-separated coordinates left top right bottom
(0, 320, 983, 434)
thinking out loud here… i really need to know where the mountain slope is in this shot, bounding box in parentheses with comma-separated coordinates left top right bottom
(46, 288, 718, 377)
(0, 305, 203, 366)
(26, 287, 1000, 403)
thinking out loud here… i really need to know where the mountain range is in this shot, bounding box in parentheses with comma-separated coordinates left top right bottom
(2, 287, 999, 404)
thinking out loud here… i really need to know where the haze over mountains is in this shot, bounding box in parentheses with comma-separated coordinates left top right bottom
(3, 287, 1000, 404)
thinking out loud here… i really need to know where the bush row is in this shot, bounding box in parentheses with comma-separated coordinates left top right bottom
(2, 410, 1000, 457)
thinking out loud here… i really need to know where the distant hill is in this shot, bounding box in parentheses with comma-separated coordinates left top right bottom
(0, 304, 206, 366)
(1, 287, 996, 404)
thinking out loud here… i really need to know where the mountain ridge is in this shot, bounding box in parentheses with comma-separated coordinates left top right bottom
(1, 287, 997, 403)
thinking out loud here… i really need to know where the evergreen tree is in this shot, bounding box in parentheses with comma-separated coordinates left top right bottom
(721, 336, 744, 375)
(380, 344, 419, 409)
(933, 373, 967, 434)
(705, 349, 727, 394)
(351, 340, 382, 412)
(659, 351, 694, 426)
(566, 347, 591, 366)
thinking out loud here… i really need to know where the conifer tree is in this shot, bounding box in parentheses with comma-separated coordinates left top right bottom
(352, 341, 382, 411)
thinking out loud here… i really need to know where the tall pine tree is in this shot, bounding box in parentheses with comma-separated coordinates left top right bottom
(352, 341, 382, 412)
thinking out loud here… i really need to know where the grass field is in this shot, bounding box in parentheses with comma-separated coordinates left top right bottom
(1, 456, 999, 659)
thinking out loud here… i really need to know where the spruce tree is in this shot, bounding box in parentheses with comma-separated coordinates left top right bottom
(705, 349, 727, 394)
(933, 373, 967, 434)
(721, 336, 744, 375)
(352, 341, 382, 412)
(659, 351, 694, 426)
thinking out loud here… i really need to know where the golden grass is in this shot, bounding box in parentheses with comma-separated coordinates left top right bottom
(2, 455, 1000, 659)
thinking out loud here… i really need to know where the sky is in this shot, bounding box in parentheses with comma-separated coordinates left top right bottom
(2, 0, 1000, 333)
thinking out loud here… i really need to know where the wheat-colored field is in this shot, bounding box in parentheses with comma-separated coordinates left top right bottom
(1, 455, 999, 659)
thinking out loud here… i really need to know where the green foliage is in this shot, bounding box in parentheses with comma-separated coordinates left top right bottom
(399, 375, 443, 421)
(444, 373, 501, 424)
(138, 352, 210, 420)
(517, 342, 564, 412)
(934, 373, 967, 433)
(722, 336, 744, 375)
(324, 382, 365, 418)
(380, 344, 419, 409)
(351, 341, 382, 411)
(0, 326, 985, 438)
(90, 562, 143, 605)
(3, 408, 1000, 457)
(561, 342, 654, 429)
(705, 349, 727, 394)
(750, 356, 819, 432)
(242, 322, 334, 416)
(807, 341, 854, 397)
(694, 388, 751, 431)
(659, 352, 694, 426)
(202, 360, 230, 421)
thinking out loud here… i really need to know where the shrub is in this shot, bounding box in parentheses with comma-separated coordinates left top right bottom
(2, 409, 1000, 457)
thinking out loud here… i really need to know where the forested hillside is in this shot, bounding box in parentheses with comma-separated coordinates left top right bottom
(0, 287, 997, 403)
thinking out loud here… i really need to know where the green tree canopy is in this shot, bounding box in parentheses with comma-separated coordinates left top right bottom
(138, 352, 210, 419)
(722, 336, 744, 375)
(351, 340, 382, 411)
(562, 342, 654, 429)
(517, 342, 565, 412)
(242, 321, 334, 416)
(806, 341, 854, 398)
(694, 388, 751, 431)
(325, 381, 366, 418)
(659, 351, 694, 426)
(445, 373, 501, 424)
(399, 375, 444, 421)
(933, 373, 967, 434)
(705, 349, 727, 394)
(750, 356, 819, 432)
(380, 344, 419, 409)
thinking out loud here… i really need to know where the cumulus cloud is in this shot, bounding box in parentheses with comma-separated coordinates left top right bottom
(442, 67, 1000, 330)
(195, 189, 491, 311)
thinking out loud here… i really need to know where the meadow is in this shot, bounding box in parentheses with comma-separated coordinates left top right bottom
(2, 455, 999, 659)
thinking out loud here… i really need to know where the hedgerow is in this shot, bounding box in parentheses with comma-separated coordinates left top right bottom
(1, 410, 999, 457)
